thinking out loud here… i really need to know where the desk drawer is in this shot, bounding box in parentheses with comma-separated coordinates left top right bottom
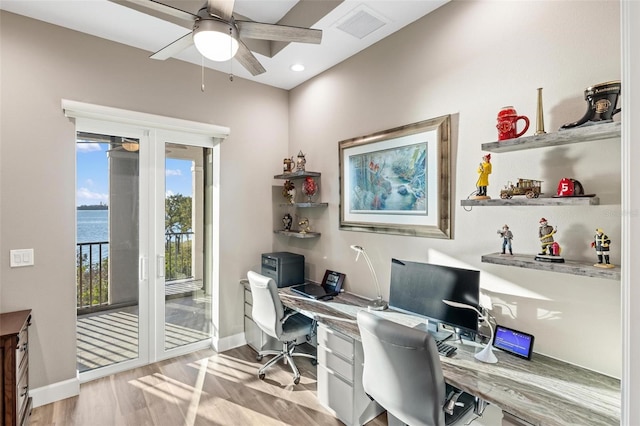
(318, 324, 354, 361)
(317, 364, 354, 426)
(318, 346, 353, 383)
(244, 288, 253, 305)
(244, 302, 253, 319)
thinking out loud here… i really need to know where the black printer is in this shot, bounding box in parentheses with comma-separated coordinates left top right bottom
(261, 252, 305, 287)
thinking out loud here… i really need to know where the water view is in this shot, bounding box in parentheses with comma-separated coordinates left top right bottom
(77, 209, 108, 243)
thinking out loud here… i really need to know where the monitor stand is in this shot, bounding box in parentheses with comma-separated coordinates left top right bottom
(412, 321, 453, 342)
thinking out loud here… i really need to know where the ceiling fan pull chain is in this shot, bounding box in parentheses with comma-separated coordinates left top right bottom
(201, 56, 205, 92)
(229, 26, 234, 82)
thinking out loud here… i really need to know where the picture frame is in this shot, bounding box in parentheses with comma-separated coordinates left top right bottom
(338, 115, 451, 239)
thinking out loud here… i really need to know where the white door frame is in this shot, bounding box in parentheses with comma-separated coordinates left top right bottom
(63, 99, 227, 381)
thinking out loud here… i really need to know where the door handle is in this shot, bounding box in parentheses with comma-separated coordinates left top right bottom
(139, 257, 148, 281)
(157, 255, 165, 278)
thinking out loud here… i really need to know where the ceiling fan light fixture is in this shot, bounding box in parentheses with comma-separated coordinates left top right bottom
(193, 18, 239, 62)
(121, 138, 139, 152)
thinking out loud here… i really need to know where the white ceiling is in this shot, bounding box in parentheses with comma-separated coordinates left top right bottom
(0, 0, 448, 90)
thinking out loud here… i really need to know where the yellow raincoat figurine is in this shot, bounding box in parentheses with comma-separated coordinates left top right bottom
(474, 154, 492, 199)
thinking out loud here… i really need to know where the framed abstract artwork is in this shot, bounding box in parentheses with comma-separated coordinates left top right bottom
(339, 115, 451, 239)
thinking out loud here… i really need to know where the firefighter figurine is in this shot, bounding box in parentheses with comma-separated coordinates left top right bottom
(498, 224, 513, 255)
(591, 228, 614, 268)
(535, 217, 564, 263)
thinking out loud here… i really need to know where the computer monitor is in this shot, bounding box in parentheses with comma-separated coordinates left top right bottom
(389, 258, 480, 341)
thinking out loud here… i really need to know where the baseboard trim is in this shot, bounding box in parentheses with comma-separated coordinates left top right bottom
(214, 332, 246, 352)
(31, 376, 80, 408)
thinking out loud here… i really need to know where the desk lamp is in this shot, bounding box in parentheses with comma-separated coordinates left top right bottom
(350, 245, 388, 311)
(442, 300, 497, 364)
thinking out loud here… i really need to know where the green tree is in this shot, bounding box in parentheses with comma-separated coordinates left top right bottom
(165, 194, 193, 280)
(165, 194, 192, 233)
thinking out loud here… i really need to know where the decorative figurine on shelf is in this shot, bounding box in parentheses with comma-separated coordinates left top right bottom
(497, 106, 529, 140)
(302, 176, 318, 202)
(554, 177, 595, 198)
(283, 157, 295, 174)
(535, 88, 546, 136)
(473, 154, 492, 199)
(296, 150, 306, 172)
(497, 224, 514, 255)
(560, 80, 621, 130)
(535, 217, 564, 263)
(298, 217, 310, 234)
(282, 213, 293, 231)
(282, 180, 296, 204)
(591, 228, 614, 268)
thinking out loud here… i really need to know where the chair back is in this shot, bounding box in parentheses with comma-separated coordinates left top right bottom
(247, 271, 285, 339)
(357, 310, 447, 426)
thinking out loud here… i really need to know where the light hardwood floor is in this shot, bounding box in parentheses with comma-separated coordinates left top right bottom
(31, 345, 501, 426)
(31, 345, 387, 426)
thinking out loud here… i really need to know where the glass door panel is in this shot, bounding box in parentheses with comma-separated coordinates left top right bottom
(76, 132, 141, 372)
(163, 143, 212, 351)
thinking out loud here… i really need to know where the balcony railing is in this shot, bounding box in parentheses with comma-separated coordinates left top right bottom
(165, 232, 194, 281)
(76, 232, 195, 310)
(77, 241, 109, 310)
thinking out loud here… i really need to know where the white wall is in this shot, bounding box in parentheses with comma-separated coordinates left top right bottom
(0, 11, 287, 390)
(287, 1, 622, 377)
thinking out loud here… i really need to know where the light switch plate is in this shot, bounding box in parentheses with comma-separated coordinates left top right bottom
(10, 249, 34, 267)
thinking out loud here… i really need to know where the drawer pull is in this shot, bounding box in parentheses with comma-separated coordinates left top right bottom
(20, 386, 28, 397)
(20, 342, 28, 352)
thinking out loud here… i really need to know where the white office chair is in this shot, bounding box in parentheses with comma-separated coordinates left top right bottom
(357, 310, 474, 426)
(247, 270, 316, 385)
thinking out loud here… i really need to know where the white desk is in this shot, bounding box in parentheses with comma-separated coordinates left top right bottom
(277, 288, 621, 426)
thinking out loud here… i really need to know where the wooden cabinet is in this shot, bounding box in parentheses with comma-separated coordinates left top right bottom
(461, 121, 621, 279)
(1, 310, 32, 426)
(316, 324, 383, 426)
(273, 171, 328, 238)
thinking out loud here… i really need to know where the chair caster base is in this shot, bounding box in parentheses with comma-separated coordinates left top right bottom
(294, 377, 300, 385)
(256, 355, 263, 361)
(259, 373, 265, 380)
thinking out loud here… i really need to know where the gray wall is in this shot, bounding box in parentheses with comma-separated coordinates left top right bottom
(287, 0, 622, 377)
(0, 11, 287, 389)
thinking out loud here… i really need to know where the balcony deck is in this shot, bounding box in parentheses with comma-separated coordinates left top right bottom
(77, 280, 211, 372)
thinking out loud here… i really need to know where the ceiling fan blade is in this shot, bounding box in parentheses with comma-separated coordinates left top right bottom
(206, 0, 235, 21)
(236, 21, 322, 44)
(150, 32, 194, 60)
(110, 0, 197, 26)
(235, 40, 266, 76)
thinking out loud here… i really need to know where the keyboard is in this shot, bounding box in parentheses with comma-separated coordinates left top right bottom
(436, 340, 457, 357)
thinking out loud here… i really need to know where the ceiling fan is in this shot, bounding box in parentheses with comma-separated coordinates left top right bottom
(115, 0, 323, 76)
(77, 132, 141, 152)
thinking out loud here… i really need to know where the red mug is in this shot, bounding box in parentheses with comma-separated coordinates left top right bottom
(497, 106, 530, 140)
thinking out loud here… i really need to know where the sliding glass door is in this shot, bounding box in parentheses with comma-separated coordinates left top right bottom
(75, 123, 215, 380)
(159, 140, 213, 354)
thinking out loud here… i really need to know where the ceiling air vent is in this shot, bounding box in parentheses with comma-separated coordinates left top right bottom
(334, 5, 387, 40)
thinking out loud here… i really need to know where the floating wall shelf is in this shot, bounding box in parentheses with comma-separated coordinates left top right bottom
(481, 121, 620, 153)
(461, 196, 600, 207)
(273, 230, 321, 238)
(481, 253, 620, 280)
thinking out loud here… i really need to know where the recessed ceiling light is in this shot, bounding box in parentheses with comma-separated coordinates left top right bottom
(290, 64, 305, 72)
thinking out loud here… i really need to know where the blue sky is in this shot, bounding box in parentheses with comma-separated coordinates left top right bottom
(76, 143, 193, 206)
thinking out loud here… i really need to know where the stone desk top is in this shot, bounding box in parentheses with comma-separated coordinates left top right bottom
(274, 287, 621, 426)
